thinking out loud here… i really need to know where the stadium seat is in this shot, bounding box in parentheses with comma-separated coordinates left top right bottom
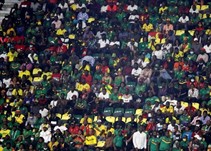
(175, 30, 185, 36)
(103, 107, 113, 116)
(192, 102, 200, 110)
(135, 109, 143, 116)
(96, 141, 105, 148)
(113, 108, 124, 117)
(181, 101, 188, 108)
(124, 108, 135, 117)
(105, 116, 116, 124)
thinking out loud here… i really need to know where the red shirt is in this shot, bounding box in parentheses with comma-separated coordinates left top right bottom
(69, 125, 80, 134)
(81, 74, 92, 86)
(14, 44, 26, 52)
(107, 5, 118, 12)
(185, 106, 196, 116)
(52, 73, 61, 81)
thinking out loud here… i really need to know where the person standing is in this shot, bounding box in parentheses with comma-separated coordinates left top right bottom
(132, 125, 147, 151)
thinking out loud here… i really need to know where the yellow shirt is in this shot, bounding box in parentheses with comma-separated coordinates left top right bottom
(76, 83, 90, 92)
(80, 117, 93, 124)
(161, 105, 174, 114)
(142, 23, 154, 32)
(42, 72, 52, 80)
(7, 51, 18, 62)
(0, 129, 10, 138)
(94, 124, 106, 136)
(12, 88, 23, 96)
(18, 70, 31, 79)
(85, 135, 97, 146)
(48, 141, 59, 151)
(105, 128, 115, 135)
(159, 6, 168, 14)
(56, 28, 67, 36)
(15, 114, 25, 124)
(6, 28, 16, 36)
(32, 68, 42, 76)
(173, 51, 184, 61)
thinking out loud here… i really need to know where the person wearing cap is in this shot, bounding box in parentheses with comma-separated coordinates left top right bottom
(192, 37, 202, 54)
(93, 119, 106, 137)
(188, 134, 202, 151)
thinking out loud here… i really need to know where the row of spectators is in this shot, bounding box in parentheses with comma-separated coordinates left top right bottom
(0, 0, 211, 150)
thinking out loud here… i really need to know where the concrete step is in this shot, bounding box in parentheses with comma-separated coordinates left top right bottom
(0, 0, 22, 24)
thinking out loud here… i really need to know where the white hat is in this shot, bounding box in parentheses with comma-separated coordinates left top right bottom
(194, 134, 202, 140)
(194, 38, 198, 41)
(97, 119, 102, 123)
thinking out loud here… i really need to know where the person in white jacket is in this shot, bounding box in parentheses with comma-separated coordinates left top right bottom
(132, 125, 147, 150)
(40, 126, 52, 143)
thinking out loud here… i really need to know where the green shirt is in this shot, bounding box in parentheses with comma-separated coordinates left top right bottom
(10, 130, 21, 141)
(138, 42, 149, 52)
(159, 136, 172, 151)
(23, 129, 33, 139)
(180, 140, 189, 149)
(135, 84, 147, 95)
(179, 115, 190, 124)
(116, 12, 126, 22)
(148, 137, 161, 151)
(113, 135, 124, 148)
(110, 92, 119, 102)
(10, 62, 21, 71)
(199, 88, 210, 97)
(174, 70, 185, 80)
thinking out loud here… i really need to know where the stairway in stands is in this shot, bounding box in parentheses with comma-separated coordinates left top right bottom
(0, 0, 21, 24)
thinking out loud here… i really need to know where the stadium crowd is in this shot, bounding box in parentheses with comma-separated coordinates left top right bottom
(0, 0, 211, 150)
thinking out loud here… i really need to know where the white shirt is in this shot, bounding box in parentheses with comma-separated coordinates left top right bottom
(189, 6, 199, 14)
(98, 39, 109, 48)
(131, 68, 142, 77)
(66, 90, 79, 100)
(54, 125, 67, 133)
(167, 124, 180, 132)
(133, 131, 147, 149)
(188, 88, 199, 99)
(152, 50, 163, 60)
(122, 94, 133, 103)
(100, 5, 108, 13)
(28, 53, 38, 64)
(196, 53, 209, 63)
(40, 130, 52, 143)
(127, 5, 138, 11)
(174, 106, 185, 115)
(39, 108, 49, 117)
(178, 16, 189, 23)
(3, 78, 11, 88)
(81, 56, 95, 66)
(98, 92, 109, 100)
(127, 42, 138, 50)
(50, 100, 58, 108)
(203, 44, 211, 53)
(109, 41, 120, 46)
(58, 3, 69, 9)
(128, 14, 139, 23)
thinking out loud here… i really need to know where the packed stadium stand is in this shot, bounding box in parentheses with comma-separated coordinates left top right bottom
(0, 0, 211, 150)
